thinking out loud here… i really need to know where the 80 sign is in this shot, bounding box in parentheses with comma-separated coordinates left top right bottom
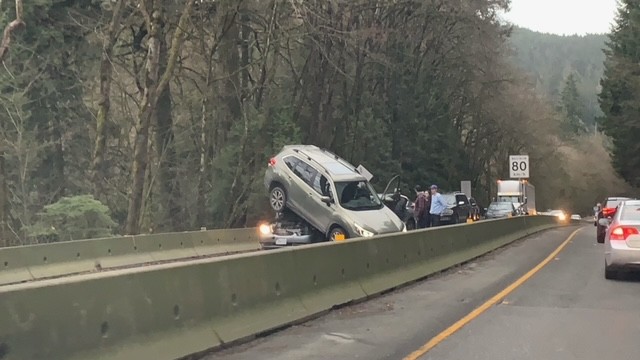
(509, 155, 529, 178)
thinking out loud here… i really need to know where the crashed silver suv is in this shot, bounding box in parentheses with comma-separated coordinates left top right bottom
(263, 145, 406, 242)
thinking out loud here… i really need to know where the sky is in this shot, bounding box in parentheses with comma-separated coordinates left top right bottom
(500, 0, 619, 36)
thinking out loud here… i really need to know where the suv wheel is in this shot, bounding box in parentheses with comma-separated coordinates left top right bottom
(596, 229, 604, 244)
(270, 185, 287, 212)
(329, 226, 348, 241)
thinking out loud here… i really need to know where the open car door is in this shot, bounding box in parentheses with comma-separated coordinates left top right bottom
(381, 174, 401, 204)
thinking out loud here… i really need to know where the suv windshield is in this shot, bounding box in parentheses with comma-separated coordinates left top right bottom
(334, 181, 383, 211)
(489, 202, 512, 211)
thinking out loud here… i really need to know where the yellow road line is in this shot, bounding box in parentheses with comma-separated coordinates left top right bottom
(403, 226, 583, 360)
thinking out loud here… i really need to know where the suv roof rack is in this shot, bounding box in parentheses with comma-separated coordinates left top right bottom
(318, 147, 360, 173)
(292, 148, 331, 176)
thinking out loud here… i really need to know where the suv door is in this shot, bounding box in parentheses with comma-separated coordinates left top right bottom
(285, 157, 318, 222)
(283, 156, 310, 215)
(308, 169, 335, 233)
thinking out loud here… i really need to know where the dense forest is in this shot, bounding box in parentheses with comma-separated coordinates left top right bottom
(508, 26, 607, 127)
(0, 0, 631, 246)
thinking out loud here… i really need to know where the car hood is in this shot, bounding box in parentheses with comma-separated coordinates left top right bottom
(346, 206, 404, 234)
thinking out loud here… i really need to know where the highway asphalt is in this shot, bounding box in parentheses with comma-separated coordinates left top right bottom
(202, 224, 640, 360)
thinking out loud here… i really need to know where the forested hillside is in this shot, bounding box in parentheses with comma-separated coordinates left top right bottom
(508, 26, 607, 126)
(0, 0, 630, 245)
(599, 0, 640, 188)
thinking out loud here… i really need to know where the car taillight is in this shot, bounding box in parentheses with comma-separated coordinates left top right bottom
(610, 226, 639, 241)
(603, 207, 616, 217)
(268, 157, 276, 166)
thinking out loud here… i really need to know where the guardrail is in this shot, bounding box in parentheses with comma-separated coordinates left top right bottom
(0, 227, 260, 286)
(0, 216, 567, 360)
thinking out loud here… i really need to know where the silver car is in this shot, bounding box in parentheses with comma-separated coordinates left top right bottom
(263, 145, 406, 243)
(601, 200, 640, 279)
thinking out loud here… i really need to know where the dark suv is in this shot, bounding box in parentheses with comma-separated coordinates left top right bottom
(596, 197, 632, 243)
(439, 192, 472, 225)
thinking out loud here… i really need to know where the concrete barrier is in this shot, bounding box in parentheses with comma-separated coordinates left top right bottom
(0, 216, 565, 360)
(0, 228, 260, 286)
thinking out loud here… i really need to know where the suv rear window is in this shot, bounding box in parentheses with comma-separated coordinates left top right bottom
(620, 205, 640, 221)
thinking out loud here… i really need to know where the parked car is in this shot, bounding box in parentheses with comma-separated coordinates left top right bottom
(439, 192, 472, 225)
(600, 199, 640, 279)
(484, 201, 517, 219)
(570, 214, 582, 220)
(261, 145, 406, 247)
(596, 197, 632, 243)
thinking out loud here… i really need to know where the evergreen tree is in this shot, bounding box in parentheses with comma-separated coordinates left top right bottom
(560, 73, 586, 136)
(598, 0, 640, 186)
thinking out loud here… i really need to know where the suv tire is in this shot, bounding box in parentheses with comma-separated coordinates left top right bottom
(597, 229, 604, 244)
(269, 185, 287, 212)
(329, 226, 348, 241)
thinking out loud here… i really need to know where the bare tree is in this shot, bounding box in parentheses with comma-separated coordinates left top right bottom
(124, 0, 196, 235)
(91, 0, 126, 200)
(0, 0, 25, 62)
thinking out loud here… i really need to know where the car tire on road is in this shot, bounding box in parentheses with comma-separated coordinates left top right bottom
(269, 185, 287, 212)
(604, 263, 618, 280)
(596, 230, 604, 244)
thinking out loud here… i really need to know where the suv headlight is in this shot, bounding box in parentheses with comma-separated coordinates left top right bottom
(442, 208, 454, 216)
(354, 223, 374, 237)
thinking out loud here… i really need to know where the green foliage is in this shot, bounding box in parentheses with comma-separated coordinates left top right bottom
(0, 0, 632, 242)
(598, 0, 640, 187)
(509, 27, 607, 126)
(559, 73, 587, 136)
(26, 195, 118, 242)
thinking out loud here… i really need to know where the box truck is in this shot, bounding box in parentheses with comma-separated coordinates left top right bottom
(496, 179, 536, 215)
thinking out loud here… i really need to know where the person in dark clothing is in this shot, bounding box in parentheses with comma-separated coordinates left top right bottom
(414, 185, 430, 229)
(424, 189, 432, 228)
(392, 188, 408, 217)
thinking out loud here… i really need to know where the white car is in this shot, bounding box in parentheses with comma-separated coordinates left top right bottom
(601, 200, 640, 279)
(571, 214, 581, 220)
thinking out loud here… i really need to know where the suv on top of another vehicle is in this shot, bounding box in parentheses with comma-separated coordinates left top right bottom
(264, 145, 406, 242)
(596, 197, 632, 243)
(439, 192, 472, 225)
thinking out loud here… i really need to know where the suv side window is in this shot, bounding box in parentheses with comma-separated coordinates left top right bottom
(456, 194, 469, 205)
(284, 156, 300, 172)
(311, 173, 331, 196)
(289, 158, 317, 188)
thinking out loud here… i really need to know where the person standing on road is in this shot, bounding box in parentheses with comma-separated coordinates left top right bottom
(429, 184, 447, 227)
(414, 185, 429, 229)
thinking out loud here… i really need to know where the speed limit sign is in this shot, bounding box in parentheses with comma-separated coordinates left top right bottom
(509, 155, 529, 178)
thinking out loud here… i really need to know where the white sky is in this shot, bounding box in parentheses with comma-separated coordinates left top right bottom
(500, 0, 619, 35)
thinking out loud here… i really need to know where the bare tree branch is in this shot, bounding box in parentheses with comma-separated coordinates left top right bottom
(0, 0, 25, 62)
